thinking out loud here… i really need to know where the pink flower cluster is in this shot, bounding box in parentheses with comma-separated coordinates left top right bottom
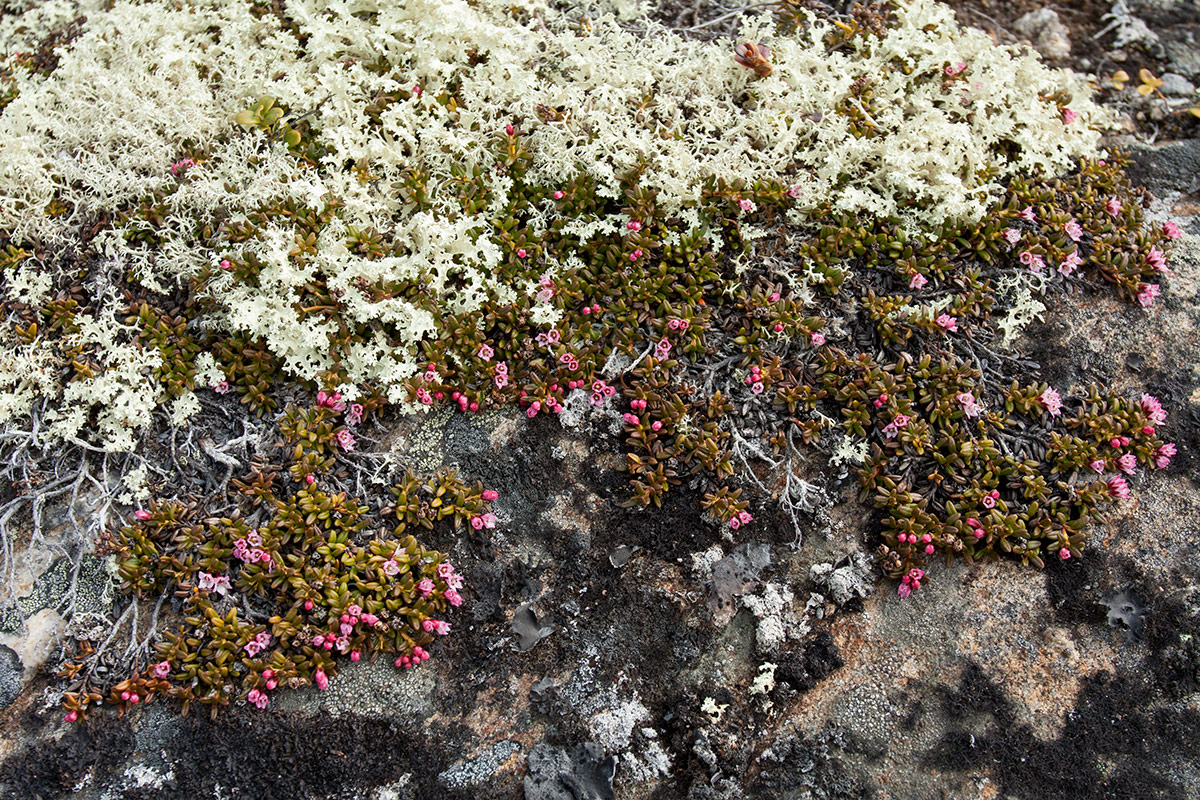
(965, 517, 986, 540)
(312, 604, 383, 657)
(1107, 475, 1130, 499)
(198, 571, 231, 596)
(1163, 221, 1182, 239)
(1137, 283, 1159, 308)
(1140, 393, 1167, 425)
(745, 365, 765, 395)
(233, 530, 272, 568)
(1155, 443, 1176, 469)
(346, 403, 364, 426)
(729, 510, 754, 530)
(317, 391, 345, 412)
(493, 360, 509, 389)
(422, 619, 452, 635)
(897, 567, 925, 599)
(1146, 246, 1167, 273)
(395, 646, 430, 670)
(935, 314, 957, 332)
(470, 512, 497, 529)
(335, 428, 356, 452)
(170, 158, 195, 176)
(1039, 387, 1063, 417)
(1059, 249, 1083, 276)
(1019, 250, 1046, 272)
(244, 631, 272, 657)
(956, 392, 983, 418)
(451, 391, 480, 413)
(589, 379, 617, 407)
(882, 414, 910, 439)
(535, 328, 562, 348)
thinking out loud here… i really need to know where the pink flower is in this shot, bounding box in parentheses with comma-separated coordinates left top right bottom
(1117, 453, 1138, 475)
(956, 392, 983, 418)
(1018, 206, 1036, 222)
(1140, 394, 1167, 425)
(1059, 548, 1071, 561)
(1107, 476, 1130, 499)
(517, 248, 527, 258)
(1146, 247, 1168, 272)
(382, 558, 400, 576)
(1137, 283, 1160, 307)
(1003, 228, 1022, 244)
(482, 489, 499, 501)
(623, 413, 640, 425)
(1063, 108, 1078, 124)
(935, 314, 958, 332)
(1163, 221, 1182, 239)
(786, 185, 802, 199)
(335, 429, 356, 452)
(810, 332, 825, 346)
(417, 578, 435, 596)
(1105, 197, 1122, 217)
(909, 273, 928, 290)
(896, 583, 911, 599)
(134, 509, 152, 521)
(982, 495, 996, 509)
(1019, 250, 1034, 266)
(893, 414, 911, 429)
(346, 403, 364, 426)
(1059, 249, 1083, 276)
(751, 381, 764, 395)
(737, 198, 754, 211)
(477, 344, 494, 360)
(314, 669, 329, 691)
(553, 190, 564, 200)
(729, 517, 741, 530)
(444, 588, 463, 607)
(153, 661, 171, 678)
(317, 391, 346, 412)
(1155, 443, 1176, 469)
(1039, 387, 1063, 417)
(198, 571, 231, 596)
(437, 562, 455, 579)
(1090, 459, 1106, 473)
(213, 380, 230, 395)
(1064, 219, 1083, 241)
(627, 220, 642, 231)
(493, 373, 508, 389)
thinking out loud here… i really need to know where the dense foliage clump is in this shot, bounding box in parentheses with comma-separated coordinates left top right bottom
(0, 0, 1183, 720)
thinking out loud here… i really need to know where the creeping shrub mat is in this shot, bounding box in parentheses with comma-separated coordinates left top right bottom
(0, 0, 1193, 789)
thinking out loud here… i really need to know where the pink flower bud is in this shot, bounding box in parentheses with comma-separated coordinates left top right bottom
(482, 489, 498, 501)
(351, 650, 361, 661)
(134, 510, 152, 521)
(554, 191, 564, 200)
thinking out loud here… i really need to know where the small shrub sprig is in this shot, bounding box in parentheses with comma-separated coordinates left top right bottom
(58, 396, 495, 722)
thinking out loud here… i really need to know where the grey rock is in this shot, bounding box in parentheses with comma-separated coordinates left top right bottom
(1012, 9, 1072, 60)
(1165, 39, 1200, 78)
(0, 646, 21, 709)
(1160, 72, 1196, 97)
(525, 743, 616, 800)
(512, 604, 554, 651)
(708, 543, 771, 622)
